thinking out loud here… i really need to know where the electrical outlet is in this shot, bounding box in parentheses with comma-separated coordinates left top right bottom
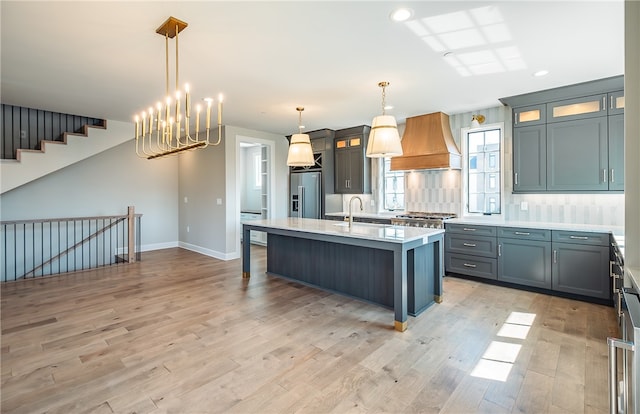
(187, 226, 190, 233)
(216, 198, 223, 205)
(184, 196, 188, 203)
(520, 201, 528, 211)
(20, 130, 27, 140)
(370, 200, 375, 207)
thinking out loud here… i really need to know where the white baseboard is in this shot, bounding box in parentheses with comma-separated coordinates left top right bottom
(141, 242, 179, 252)
(178, 241, 239, 261)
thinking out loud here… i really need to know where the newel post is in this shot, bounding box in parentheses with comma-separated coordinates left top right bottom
(128, 206, 136, 263)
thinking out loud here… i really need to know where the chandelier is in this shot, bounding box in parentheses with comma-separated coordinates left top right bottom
(134, 16, 223, 160)
(366, 81, 403, 158)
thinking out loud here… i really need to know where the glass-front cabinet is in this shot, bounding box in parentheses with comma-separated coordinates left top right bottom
(547, 94, 607, 123)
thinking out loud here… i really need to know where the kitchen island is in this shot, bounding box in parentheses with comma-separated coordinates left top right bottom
(242, 218, 444, 332)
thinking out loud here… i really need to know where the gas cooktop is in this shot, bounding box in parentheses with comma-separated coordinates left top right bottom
(395, 212, 457, 220)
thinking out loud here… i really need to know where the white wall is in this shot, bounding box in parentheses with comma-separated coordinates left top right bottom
(625, 0, 640, 268)
(0, 140, 179, 250)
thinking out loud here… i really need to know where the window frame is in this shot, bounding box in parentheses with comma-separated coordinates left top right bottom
(461, 122, 505, 217)
(382, 158, 405, 211)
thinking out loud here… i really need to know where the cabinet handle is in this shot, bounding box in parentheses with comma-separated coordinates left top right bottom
(603, 169, 607, 183)
(514, 172, 518, 185)
(611, 169, 615, 183)
(463, 243, 477, 247)
(463, 228, 476, 232)
(610, 95, 614, 109)
(514, 231, 530, 236)
(602, 96, 606, 111)
(463, 263, 477, 268)
(553, 249, 557, 263)
(569, 235, 589, 240)
(498, 244, 502, 256)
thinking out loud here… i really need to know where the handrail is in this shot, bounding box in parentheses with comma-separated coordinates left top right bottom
(1, 214, 142, 226)
(1, 206, 142, 282)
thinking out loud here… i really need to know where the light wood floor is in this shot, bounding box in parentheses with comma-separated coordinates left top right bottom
(1, 246, 619, 413)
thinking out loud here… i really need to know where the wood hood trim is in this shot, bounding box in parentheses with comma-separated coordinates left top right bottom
(390, 111, 461, 171)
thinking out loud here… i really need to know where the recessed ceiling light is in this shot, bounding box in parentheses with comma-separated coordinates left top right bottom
(390, 8, 413, 22)
(533, 70, 549, 77)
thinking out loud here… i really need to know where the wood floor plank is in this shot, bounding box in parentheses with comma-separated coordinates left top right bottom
(1, 246, 619, 413)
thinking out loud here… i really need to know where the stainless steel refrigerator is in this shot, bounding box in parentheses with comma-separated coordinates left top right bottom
(290, 172, 321, 219)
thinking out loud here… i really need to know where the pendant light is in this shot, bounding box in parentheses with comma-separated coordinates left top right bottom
(287, 107, 314, 166)
(366, 81, 403, 158)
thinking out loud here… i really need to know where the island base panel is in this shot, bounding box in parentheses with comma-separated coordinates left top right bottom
(266, 233, 435, 317)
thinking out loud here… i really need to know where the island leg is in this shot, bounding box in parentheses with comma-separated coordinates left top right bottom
(242, 225, 251, 278)
(393, 248, 408, 332)
(434, 233, 444, 303)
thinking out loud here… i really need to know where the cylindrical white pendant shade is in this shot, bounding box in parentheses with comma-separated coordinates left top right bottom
(287, 133, 314, 166)
(366, 115, 403, 158)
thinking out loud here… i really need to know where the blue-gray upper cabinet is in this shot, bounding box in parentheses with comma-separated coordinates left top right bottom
(334, 126, 371, 194)
(546, 94, 607, 123)
(546, 116, 608, 191)
(513, 124, 546, 192)
(608, 90, 625, 115)
(609, 114, 624, 191)
(513, 104, 546, 127)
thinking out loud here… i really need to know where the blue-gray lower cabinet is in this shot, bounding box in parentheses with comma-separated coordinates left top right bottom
(497, 227, 552, 289)
(498, 238, 552, 289)
(551, 237, 610, 300)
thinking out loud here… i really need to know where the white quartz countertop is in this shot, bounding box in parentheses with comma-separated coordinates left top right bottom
(446, 217, 624, 237)
(242, 218, 444, 244)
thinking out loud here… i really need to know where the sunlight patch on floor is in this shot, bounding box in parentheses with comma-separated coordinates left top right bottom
(470, 311, 536, 382)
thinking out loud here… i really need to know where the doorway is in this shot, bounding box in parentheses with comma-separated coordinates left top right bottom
(235, 136, 275, 250)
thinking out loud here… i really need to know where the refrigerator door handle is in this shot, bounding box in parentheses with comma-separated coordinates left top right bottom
(608, 335, 635, 414)
(298, 186, 304, 218)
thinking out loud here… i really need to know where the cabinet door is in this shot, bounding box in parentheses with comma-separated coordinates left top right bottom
(608, 91, 625, 115)
(547, 94, 607, 122)
(513, 104, 546, 127)
(546, 117, 608, 191)
(608, 114, 624, 191)
(346, 147, 364, 193)
(498, 238, 551, 289)
(334, 149, 350, 193)
(552, 242, 610, 299)
(513, 124, 546, 192)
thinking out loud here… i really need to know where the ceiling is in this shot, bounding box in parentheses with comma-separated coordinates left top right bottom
(1, 1, 624, 137)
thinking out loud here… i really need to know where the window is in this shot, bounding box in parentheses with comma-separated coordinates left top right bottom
(466, 127, 502, 214)
(383, 158, 405, 210)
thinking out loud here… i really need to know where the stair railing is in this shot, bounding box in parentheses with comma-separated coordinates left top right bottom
(0, 206, 141, 282)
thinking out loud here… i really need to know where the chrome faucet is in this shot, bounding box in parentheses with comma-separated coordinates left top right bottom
(348, 196, 363, 228)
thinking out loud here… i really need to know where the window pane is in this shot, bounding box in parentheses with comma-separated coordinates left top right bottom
(383, 158, 405, 210)
(466, 127, 501, 214)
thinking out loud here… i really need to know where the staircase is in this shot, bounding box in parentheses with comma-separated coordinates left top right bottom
(1, 114, 133, 194)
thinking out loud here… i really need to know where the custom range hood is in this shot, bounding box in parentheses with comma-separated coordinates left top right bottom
(390, 111, 461, 171)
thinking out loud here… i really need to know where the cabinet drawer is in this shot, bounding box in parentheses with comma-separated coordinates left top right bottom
(498, 227, 551, 241)
(446, 253, 497, 280)
(445, 224, 497, 237)
(446, 234, 497, 258)
(552, 230, 609, 246)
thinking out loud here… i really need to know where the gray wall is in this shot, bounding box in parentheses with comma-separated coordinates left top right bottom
(177, 125, 288, 260)
(0, 140, 179, 250)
